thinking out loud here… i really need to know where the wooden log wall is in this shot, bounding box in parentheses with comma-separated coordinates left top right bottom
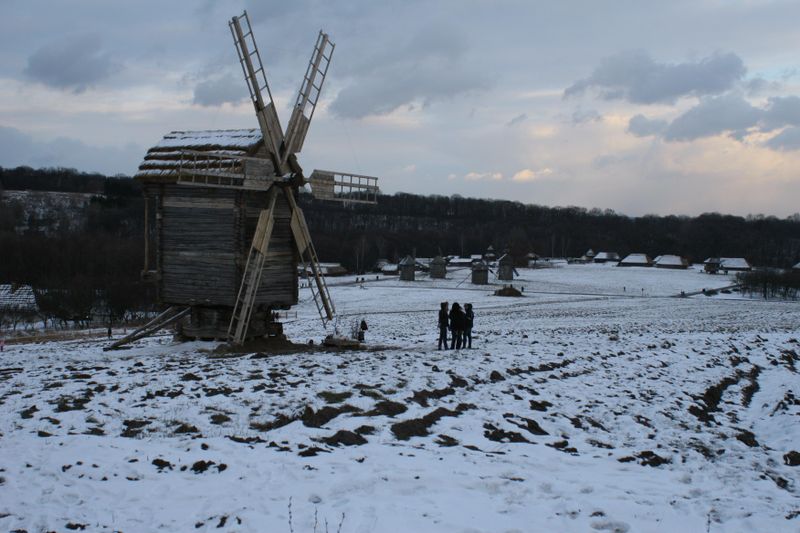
(143, 184, 298, 309)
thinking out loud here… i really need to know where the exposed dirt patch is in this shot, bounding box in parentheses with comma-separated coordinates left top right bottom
(301, 404, 361, 428)
(317, 391, 353, 404)
(435, 434, 459, 447)
(529, 400, 552, 412)
(361, 400, 407, 417)
(20, 405, 38, 419)
(483, 423, 530, 443)
(210, 413, 231, 425)
(735, 429, 759, 448)
(391, 405, 473, 440)
(321, 430, 367, 446)
(152, 458, 173, 471)
(784, 451, 800, 466)
(689, 372, 742, 423)
(618, 450, 671, 467)
(504, 413, 549, 435)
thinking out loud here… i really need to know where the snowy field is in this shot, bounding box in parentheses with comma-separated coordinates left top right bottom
(1, 265, 799, 532)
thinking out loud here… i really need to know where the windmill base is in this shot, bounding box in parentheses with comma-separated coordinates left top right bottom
(175, 306, 283, 341)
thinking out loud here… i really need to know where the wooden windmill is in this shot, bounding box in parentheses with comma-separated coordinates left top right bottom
(109, 11, 378, 349)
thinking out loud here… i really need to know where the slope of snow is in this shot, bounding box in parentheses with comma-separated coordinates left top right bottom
(1, 267, 798, 532)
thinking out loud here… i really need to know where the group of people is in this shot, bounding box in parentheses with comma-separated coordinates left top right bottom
(438, 302, 474, 350)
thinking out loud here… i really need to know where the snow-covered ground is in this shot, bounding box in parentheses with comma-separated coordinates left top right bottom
(1, 266, 798, 532)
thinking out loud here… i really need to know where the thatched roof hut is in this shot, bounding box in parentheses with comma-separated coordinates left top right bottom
(399, 255, 416, 281)
(619, 253, 653, 267)
(430, 256, 447, 279)
(655, 255, 689, 269)
(471, 260, 489, 285)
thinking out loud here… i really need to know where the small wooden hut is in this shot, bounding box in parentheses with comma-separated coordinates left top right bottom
(399, 255, 416, 281)
(429, 256, 447, 279)
(471, 260, 489, 285)
(593, 251, 620, 264)
(497, 253, 515, 281)
(703, 257, 721, 274)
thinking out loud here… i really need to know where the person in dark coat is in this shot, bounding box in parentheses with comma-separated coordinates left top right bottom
(438, 302, 449, 349)
(449, 302, 465, 350)
(462, 303, 474, 349)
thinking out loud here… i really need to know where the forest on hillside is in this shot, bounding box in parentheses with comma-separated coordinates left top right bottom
(2, 165, 800, 322)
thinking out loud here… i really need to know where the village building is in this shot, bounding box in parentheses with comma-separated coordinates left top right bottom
(655, 255, 689, 269)
(703, 257, 722, 274)
(618, 253, 653, 267)
(429, 256, 447, 279)
(497, 253, 516, 280)
(471, 260, 489, 285)
(399, 255, 416, 281)
(0, 284, 38, 329)
(381, 263, 399, 275)
(593, 251, 620, 264)
(484, 245, 497, 262)
(581, 249, 596, 262)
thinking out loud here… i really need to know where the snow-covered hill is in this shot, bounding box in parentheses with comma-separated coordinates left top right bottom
(1, 266, 798, 532)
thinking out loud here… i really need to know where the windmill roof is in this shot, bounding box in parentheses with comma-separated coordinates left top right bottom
(152, 129, 262, 151)
(794, 261, 800, 270)
(399, 255, 416, 266)
(135, 129, 264, 180)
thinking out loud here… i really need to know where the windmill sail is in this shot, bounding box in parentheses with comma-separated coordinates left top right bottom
(229, 12, 286, 174)
(282, 31, 335, 162)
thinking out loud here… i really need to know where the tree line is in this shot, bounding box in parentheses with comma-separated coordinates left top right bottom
(2, 165, 800, 324)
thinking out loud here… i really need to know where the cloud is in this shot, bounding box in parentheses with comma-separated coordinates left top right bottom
(571, 108, 602, 125)
(627, 114, 668, 137)
(761, 95, 800, 131)
(665, 94, 761, 141)
(507, 113, 528, 126)
(24, 34, 120, 92)
(193, 75, 247, 107)
(0, 125, 142, 176)
(765, 126, 800, 151)
(565, 50, 746, 105)
(329, 26, 490, 119)
(464, 171, 503, 181)
(512, 168, 552, 182)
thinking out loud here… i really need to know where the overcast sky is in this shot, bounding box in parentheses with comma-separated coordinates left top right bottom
(1, 0, 799, 216)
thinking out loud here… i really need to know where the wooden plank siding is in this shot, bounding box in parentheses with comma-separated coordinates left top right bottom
(142, 183, 298, 309)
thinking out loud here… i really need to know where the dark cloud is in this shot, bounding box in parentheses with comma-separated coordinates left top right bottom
(24, 34, 120, 92)
(329, 25, 490, 119)
(761, 95, 800, 131)
(507, 113, 528, 126)
(193, 75, 247, 107)
(627, 114, 668, 137)
(765, 126, 800, 151)
(631, 94, 800, 148)
(565, 50, 746, 105)
(663, 94, 760, 141)
(0, 126, 142, 175)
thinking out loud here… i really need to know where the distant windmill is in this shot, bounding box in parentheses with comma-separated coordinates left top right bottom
(108, 11, 379, 349)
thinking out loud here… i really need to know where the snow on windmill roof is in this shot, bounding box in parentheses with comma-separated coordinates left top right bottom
(135, 129, 264, 180)
(619, 253, 652, 265)
(655, 255, 688, 268)
(0, 284, 37, 312)
(152, 129, 262, 151)
(794, 261, 800, 270)
(399, 255, 415, 266)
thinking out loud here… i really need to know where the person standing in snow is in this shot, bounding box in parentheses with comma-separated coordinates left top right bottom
(438, 302, 449, 350)
(463, 303, 474, 349)
(449, 302, 465, 350)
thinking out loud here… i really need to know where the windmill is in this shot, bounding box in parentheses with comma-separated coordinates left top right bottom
(107, 11, 378, 350)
